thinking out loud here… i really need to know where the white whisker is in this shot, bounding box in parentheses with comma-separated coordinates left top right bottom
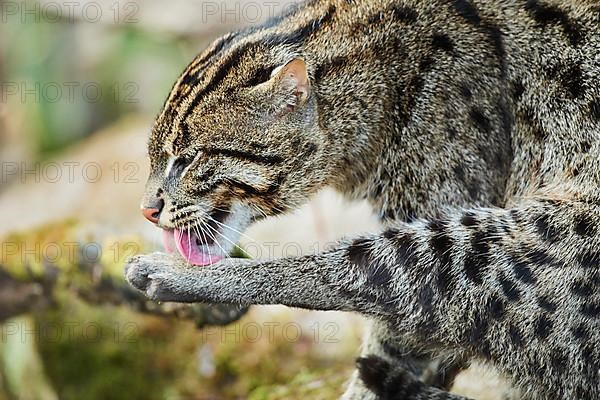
(206, 213, 258, 245)
(196, 221, 237, 269)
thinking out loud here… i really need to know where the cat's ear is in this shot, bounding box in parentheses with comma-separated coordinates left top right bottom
(270, 58, 310, 112)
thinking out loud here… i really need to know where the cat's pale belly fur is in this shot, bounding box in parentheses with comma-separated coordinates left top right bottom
(126, 0, 600, 399)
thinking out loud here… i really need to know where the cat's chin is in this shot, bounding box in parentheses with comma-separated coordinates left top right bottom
(161, 228, 225, 266)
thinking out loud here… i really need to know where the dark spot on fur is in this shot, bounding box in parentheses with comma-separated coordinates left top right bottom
(511, 256, 536, 284)
(348, 238, 372, 268)
(579, 343, 595, 366)
(379, 338, 406, 360)
(390, 232, 418, 269)
(419, 56, 435, 72)
(397, 74, 425, 126)
(314, 56, 349, 80)
(537, 296, 557, 313)
(497, 98, 513, 137)
(369, 263, 393, 287)
(521, 107, 546, 140)
(571, 323, 589, 340)
(561, 64, 585, 99)
(466, 180, 481, 201)
(464, 230, 490, 285)
(548, 62, 585, 99)
(580, 302, 600, 318)
(459, 83, 473, 100)
(468, 313, 489, 344)
(578, 251, 599, 269)
(487, 294, 505, 319)
(383, 228, 400, 240)
(550, 351, 568, 372)
(590, 100, 600, 121)
(580, 141, 591, 153)
(512, 80, 525, 101)
(498, 272, 520, 302)
(447, 126, 458, 139)
(348, 239, 394, 286)
(245, 66, 276, 87)
(464, 231, 490, 284)
(249, 141, 268, 150)
(470, 108, 492, 134)
(574, 214, 596, 236)
(428, 220, 453, 268)
(452, 0, 481, 25)
(571, 166, 580, 177)
(453, 164, 466, 182)
(534, 315, 553, 339)
(508, 324, 523, 347)
(461, 212, 478, 227)
(436, 263, 456, 295)
(535, 214, 561, 243)
(305, 143, 318, 157)
(367, 12, 383, 24)
(389, 5, 418, 23)
(571, 280, 593, 297)
(432, 33, 454, 53)
(417, 284, 435, 315)
(381, 209, 397, 221)
(526, 248, 560, 268)
(524, 0, 583, 46)
(486, 25, 506, 73)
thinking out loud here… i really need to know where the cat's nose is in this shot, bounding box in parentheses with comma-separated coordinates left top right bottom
(141, 198, 164, 224)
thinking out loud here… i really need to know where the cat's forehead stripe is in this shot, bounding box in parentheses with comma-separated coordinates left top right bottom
(158, 4, 337, 153)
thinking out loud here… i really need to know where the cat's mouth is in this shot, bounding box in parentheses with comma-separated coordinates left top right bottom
(160, 207, 246, 266)
(161, 228, 225, 266)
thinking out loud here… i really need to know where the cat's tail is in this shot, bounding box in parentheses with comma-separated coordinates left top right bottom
(356, 355, 471, 400)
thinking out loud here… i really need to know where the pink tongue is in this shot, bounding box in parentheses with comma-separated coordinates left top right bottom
(172, 228, 224, 266)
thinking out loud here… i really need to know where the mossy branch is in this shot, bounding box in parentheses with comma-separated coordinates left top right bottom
(0, 220, 249, 326)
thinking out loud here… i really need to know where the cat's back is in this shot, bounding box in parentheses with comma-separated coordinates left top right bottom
(479, 0, 600, 198)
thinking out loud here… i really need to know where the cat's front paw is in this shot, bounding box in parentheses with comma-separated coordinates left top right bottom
(125, 253, 254, 303)
(125, 252, 186, 301)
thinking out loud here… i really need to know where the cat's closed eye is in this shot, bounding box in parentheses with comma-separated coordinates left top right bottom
(168, 157, 193, 180)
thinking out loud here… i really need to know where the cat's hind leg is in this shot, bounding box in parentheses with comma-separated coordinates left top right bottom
(343, 320, 466, 399)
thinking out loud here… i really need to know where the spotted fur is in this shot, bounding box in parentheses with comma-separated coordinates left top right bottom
(128, 0, 600, 398)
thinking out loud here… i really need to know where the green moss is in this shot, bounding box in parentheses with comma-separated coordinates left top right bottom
(1, 219, 79, 279)
(0, 220, 145, 285)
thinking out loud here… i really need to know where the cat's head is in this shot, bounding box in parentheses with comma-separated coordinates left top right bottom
(141, 36, 340, 264)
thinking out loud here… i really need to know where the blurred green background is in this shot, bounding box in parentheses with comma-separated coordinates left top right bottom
(1, 0, 210, 158)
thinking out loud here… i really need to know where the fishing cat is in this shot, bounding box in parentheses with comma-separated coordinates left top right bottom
(125, 0, 600, 398)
